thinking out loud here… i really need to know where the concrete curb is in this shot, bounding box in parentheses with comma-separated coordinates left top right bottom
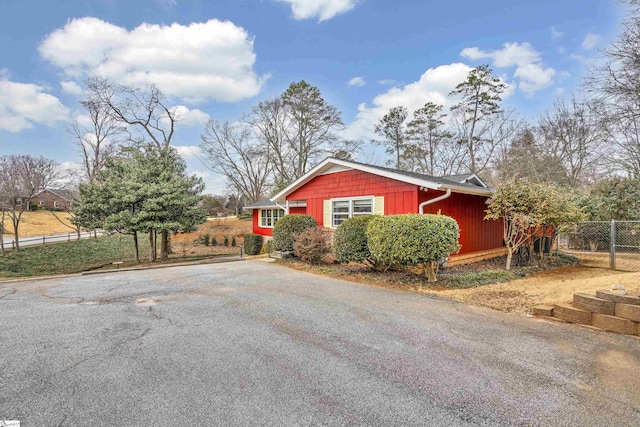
(81, 256, 244, 275)
(0, 256, 244, 284)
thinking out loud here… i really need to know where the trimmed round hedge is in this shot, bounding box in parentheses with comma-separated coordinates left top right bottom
(366, 214, 460, 281)
(272, 214, 317, 253)
(243, 233, 263, 255)
(333, 215, 374, 263)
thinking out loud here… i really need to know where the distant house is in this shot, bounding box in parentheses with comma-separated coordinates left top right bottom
(30, 189, 76, 211)
(244, 157, 505, 263)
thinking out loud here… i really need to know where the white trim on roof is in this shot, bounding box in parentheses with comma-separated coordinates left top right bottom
(270, 158, 493, 202)
(449, 173, 488, 188)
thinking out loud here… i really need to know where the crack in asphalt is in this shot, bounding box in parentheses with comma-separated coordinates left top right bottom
(0, 287, 16, 300)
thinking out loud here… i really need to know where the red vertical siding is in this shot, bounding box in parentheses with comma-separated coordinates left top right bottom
(287, 170, 419, 225)
(252, 206, 307, 235)
(289, 207, 307, 215)
(418, 190, 504, 254)
(252, 209, 274, 236)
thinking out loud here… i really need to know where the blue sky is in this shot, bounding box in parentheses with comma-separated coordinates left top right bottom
(0, 0, 623, 192)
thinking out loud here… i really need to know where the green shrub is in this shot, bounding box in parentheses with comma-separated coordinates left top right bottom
(211, 235, 218, 246)
(272, 214, 317, 253)
(243, 233, 263, 255)
(333, 215, 374, 263)
(366, 214, 461, 282)
(223, 235, 229, 246)
(203, 233, 210, 246)
(292, 227, 331, 263)
(231, 236, 237, 247)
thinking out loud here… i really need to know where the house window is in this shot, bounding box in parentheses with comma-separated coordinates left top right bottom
(53, 201, 59, 209)
(331, 197, 373, 227)
(39, 200, 45, 206)
(259, 208, 285, 228)
(16, 198, 22, 206)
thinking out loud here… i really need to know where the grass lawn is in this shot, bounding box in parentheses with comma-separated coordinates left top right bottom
(0, 235, 136, 278)
(0, 232, 242, 279)
(0, 218, 252, 279)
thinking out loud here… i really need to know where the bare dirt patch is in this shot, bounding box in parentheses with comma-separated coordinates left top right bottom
(420, 265, 640, 315)
(171, 217, 252, 257)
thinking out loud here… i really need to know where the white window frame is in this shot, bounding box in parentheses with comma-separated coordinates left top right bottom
(39, 200, 45, 206)
(330, 196, 374, 228)
(259, 208, 285, 228)
(53, 200, 59, 209)
(16, 198, 22, 206)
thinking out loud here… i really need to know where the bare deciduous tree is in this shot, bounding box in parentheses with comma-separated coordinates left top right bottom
(537, 96, 609, 189)
(585, 1, 640, 177)
(200, 120, 272, 203)
(69, 98, 124, 183)
(249, 98, 294, 187)
(0, 155, 59, 251)
(85, 76, 176, 152)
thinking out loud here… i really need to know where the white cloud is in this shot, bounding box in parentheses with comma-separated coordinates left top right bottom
(0, 75, 70, 132)
(344, 63, 478, 141)
(550, 26, 563, 39)
(275, 0, 357, 21)
(582, 33, 600, 50)
(191, 169, 226, 193)
(347, 76, 365, 87)
(39, 17, 268, 103)
(378, 79, 398, 86)
(73, 112, 94, 128)
(173, 145, 202, 158)
(60, 80, 84, 95)
(460, 42, 556, 96)
(171, 105, 210, 127)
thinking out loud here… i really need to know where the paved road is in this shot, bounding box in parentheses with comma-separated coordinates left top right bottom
(1, 261, 639, 426)
(1, 231, 106, 249)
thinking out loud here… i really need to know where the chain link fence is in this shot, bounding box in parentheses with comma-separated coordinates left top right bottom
(558, 220, 640, 271)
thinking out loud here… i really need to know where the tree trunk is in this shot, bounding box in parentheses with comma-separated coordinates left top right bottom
(76, 226, 81, 241)
(149, 229, 156, 262)
(13, 220, 20, 251)
(424, 261, 437, 282)
(505, 248, 513, 270)
(133, 231, 140, 264)
(160, 230, 169, 260)
(0, 221, 4, 256)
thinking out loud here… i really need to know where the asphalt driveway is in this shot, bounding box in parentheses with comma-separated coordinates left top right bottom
(1, 260, 639, 426)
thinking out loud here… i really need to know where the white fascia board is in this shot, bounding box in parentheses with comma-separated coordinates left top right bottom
(439, 183, 494, 196)
(466, 173, 488, 188)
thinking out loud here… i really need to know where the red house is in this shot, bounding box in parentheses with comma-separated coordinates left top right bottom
(245, 158, 505, 264)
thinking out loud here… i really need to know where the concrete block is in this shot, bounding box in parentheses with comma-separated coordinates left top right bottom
(532, 305, 554, 316)
(595, 290, 640, 306)
(553, 303, 592, 325)
(615, 303, 640, 323)
(591, 314, 637, 335)
(573, 293, 615, 315)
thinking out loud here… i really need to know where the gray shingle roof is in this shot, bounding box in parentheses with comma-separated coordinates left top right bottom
(343, 160, 491, 191)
